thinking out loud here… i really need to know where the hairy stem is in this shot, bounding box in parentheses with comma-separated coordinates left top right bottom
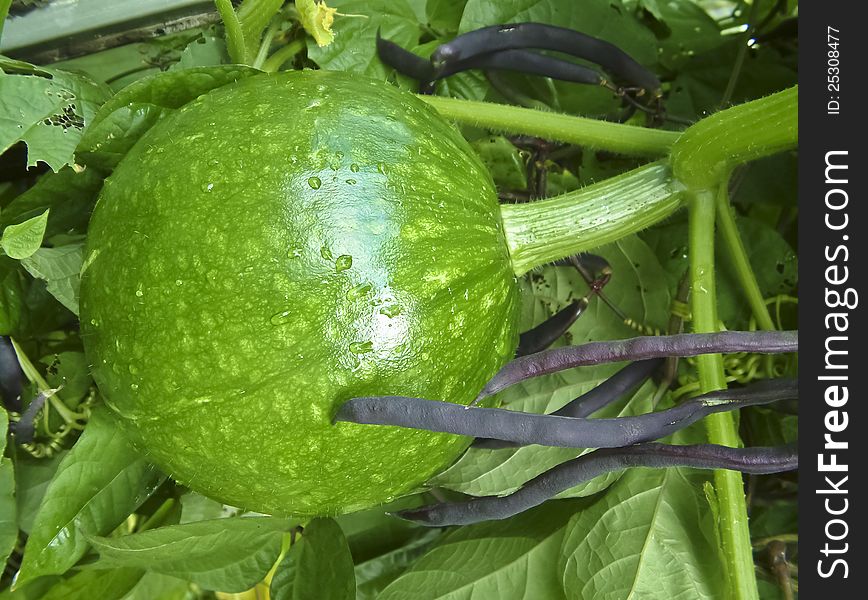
(215, 0, 248, 65)
(419, 96, 679, 156)
(689, 184, 759, 600)
(671, 86, 797, 189)
(501, 162, 686, 275)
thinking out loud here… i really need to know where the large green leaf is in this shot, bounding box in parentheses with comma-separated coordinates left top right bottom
(19, 243, 83, 315)
(40, 568, 145, 600)
(1, 407, 16, 567)
(76, 65, 259, 172)
(88, 517, 294, 593)
(0, 458, 16, 566)
(558, 468, 724, 600)
(378, 499, 591, 599)
(15, 407, 165, 587)
(270, 518, 355, 600)
(119, 573, 192, 600)
(0, 210, 48, 260)
(306, 0, 422, 78)
(0, 167, 103, 240)
(336, 497, 444, 599)
(0, 61, 110, 171)
(429, 235, 670, 498)
(12, 451, 67, 535)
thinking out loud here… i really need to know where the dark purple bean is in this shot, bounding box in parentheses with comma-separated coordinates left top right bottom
(335, 378, 797, 449)
(431, 23, 661, 95)
(515, 299, 587, 357)
(12, 389, 49, 444)
(396, 443, 798, 526)
(477, 330, 798, 401)
(474, 358, 662, 449)
(553, 358, 663, 418)
(376, 30, 435, 82)
(0, 336, 23, 413)
(439, 49, 603, 86)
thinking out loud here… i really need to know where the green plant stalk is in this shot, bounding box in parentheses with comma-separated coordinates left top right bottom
(215, 0, 248, 65)
(671, 86, 797, 189)
(252, 21, 280, 70)
(419, 95, 680, 156)
(501, 162, 686, 275)
(715, 186, 776, 332)
(9, 338, 79, 424)
(262, 39, 305, 73)
(0, 0, 11, 42)
(689, 185, 758, 600)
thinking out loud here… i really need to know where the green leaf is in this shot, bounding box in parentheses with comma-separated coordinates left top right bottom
(0, 576, 60, 600)
(168, 36, 231, 72)
(19, 243, 83, 315)
(0, 256, 26, 335)
(76, 65, 259, 172)
(178, 492, 230, 524)
(335, 497, 443, 598)
(88, 517, 295, 593)
(306, 0, 421, 78)
(426, 0, 468, 34)
(40, 352, 92, 409)
(271, 518, 355, 600)
(13, 451, 67, 535)
(471, 136, 527, 191)
(39, 568, 145, 600)
(1, 210, 49, 259)
(430, 235, 670, 498)
(559, 468, 725, 600)
(0, 167, 103, 240)
(119, 572, 192, 600)
(379, 499, 590, 599)
(15, 407, 165, 587)
(0, 410, 13, 566)
(0, 63, 110, 171)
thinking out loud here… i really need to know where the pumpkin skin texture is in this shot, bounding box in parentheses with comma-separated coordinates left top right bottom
(80, 70, 521, 517)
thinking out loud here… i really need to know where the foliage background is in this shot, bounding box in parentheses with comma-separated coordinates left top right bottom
(0, 0, 798, 598)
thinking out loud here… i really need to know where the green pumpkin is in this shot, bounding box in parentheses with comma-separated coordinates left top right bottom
(80, 70, 520, 516)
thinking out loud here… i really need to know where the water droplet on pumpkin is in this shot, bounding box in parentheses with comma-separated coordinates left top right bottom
(346, 283, 372, 301)
(335, 255, 353, 272)
(308, 177, 322, 189)
(320, 245, 333, 261)
(131, 383, 139, 391)
(270, 310, 292, 325)
(379, 304, 402, 318)
(349, 341, 373, 354)
(345, 178, 357, 185)
(350, 163, 360, 172)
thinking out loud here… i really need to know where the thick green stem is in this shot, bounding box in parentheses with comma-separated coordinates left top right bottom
(419, 96, 679, 157)
(501, 162, 686, 275)
(689, 185, 758, 600)
(671, 86, 797, 189)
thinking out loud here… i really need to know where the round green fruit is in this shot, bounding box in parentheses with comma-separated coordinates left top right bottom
(80, 70, 521, 516)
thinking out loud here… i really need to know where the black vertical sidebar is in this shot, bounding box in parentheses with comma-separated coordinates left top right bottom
(799, 1, 864, 595)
